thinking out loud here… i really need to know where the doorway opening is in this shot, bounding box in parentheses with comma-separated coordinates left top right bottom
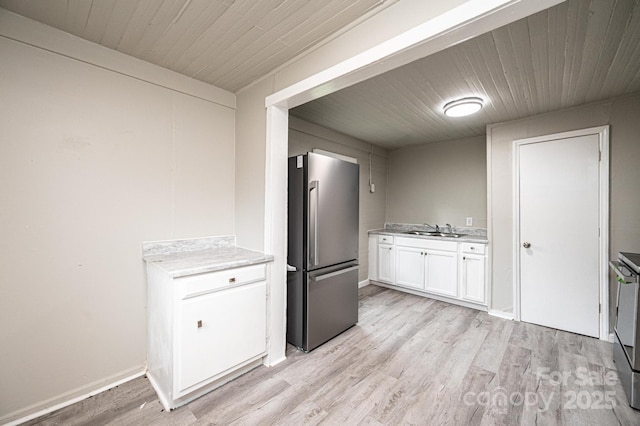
(261, 0, 568, 364)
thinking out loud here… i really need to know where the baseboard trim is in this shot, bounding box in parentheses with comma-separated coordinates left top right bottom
(147, 373, 173, 413)
(488, 309, 515, 320)
(151, 357, 264, 411)
(3, 368, 145, 426)
(358, 279, 370, 288)
(371, 280, 487, 312)
(263, 354, 287, 367)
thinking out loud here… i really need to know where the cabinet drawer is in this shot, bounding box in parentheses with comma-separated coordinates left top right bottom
(395, 236, 457, 252)
(461, 243, 486, 255)
(378, 235, 394, 244)
(178, 264, 266, 299)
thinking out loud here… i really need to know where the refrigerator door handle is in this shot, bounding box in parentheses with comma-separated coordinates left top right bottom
(311, 266, 359, 282)
(309, 180, 319, 267)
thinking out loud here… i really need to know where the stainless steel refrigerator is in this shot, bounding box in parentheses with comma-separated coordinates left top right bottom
(287, 152, 359, 352)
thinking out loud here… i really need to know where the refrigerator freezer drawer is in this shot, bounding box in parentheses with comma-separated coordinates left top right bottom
(305, 264, 359, 351)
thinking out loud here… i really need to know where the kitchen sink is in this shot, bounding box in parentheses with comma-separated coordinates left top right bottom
(439, 233, 463, 238)
(404, 231, 464, 238)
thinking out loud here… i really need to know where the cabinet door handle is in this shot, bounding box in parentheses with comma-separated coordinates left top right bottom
(197, 320, 203, 328)
(229, 277, 236, 283)
(463, 256, 466, 260)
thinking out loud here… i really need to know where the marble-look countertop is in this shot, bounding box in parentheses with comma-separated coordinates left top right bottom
(142, 236, 273, 278)
(369, 228, 488, 244)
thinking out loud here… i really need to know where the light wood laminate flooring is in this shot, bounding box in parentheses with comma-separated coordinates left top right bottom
(25, 285, 640, 425)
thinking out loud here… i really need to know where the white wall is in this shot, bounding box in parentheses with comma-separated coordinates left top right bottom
(386, 136, 486, 228)
(487, 92, 640, 321)
(235, 77, 274, 252)
(288, 117, 389, 283)
(0, 11, 235, 423)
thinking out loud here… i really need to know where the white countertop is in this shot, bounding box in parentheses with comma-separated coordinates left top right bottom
(369, 228, 488, 244)
(142, 236, 273, 278)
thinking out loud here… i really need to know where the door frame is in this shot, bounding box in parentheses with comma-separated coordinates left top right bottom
(513, 125, 609, 340)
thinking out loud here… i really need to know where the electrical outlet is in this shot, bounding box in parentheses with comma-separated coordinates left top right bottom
(466, 217, 473, 226)
(370, 183, 375, 193)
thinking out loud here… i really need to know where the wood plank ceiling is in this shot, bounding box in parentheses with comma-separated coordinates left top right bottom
(3, 0, 639, 148)
(291, 0, 640, 148)
(0, 0, 391, 92)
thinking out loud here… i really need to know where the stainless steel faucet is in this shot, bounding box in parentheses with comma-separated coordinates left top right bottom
(424, 223, 439, 232)
(445, 223, 453, 234)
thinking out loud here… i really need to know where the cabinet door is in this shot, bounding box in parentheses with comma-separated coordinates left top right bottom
(461, 254, 486, 304)
(176, 282, 266, 394)
(424, 249, 458, 297)
(368, 235, 378, 281)
(377, 244, 394, 283)
(395, 245, 424, 290)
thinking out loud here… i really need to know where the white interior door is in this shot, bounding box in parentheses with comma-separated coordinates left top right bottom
(518, 134, 600, 338)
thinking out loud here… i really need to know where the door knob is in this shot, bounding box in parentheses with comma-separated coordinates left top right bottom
(523, 242, 531, 248)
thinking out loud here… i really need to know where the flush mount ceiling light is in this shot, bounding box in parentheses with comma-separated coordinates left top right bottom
(443, 97, 484, 117)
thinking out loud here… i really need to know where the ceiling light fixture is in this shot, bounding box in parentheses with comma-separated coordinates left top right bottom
(443, 97, 484, 117)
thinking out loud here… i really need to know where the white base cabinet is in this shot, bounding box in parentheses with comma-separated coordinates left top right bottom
(377, 235, 395, 284)
(394, 239, 458, 297)
(369, 234, 487, 309)
(146, 263, 268, 410)
(460, 243, 486, 304)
